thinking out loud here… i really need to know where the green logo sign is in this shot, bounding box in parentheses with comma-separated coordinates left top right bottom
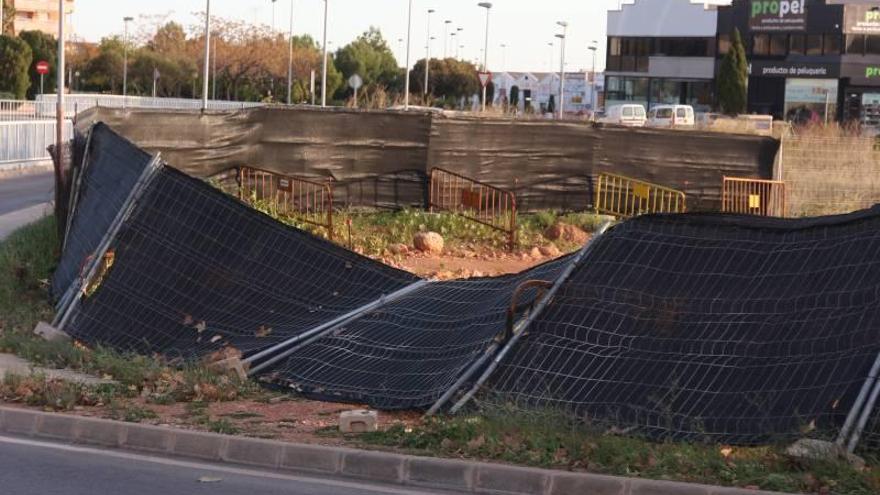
(867, 67, 880, 79)
(751, 0, 805, 18)
(867, 11, 880, 23)
(749, 0, 807, 32)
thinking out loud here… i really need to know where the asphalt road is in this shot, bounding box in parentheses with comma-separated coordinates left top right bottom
(0, 171, 54, 216)
(0, 435, 462, 495)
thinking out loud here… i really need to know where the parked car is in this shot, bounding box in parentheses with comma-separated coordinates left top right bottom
(646, 105, 695, 128)
(600, 104, 647, 127)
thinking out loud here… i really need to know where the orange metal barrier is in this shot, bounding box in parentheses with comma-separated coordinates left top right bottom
(429, 168, 517, 250)
(595, 173, 686, 218)
(239, 167, 334, 239)
(722, 177, 786, 218)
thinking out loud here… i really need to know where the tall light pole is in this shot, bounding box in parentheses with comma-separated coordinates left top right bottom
(320, 0, 328, 107)
(478, 2, 492, 112)
(398, 38, 404, 68)
(443, 20, 451, 58)
(212, 35, 217, 100)
(588, 40, 598, 118)
(56, 0, 66, 180)
(456, 27, 463, 59)
(202, 0, 211, 111)
(286, 0, 294, 104)
(404, 0, 413, 109)
(500, 43, 507, 72)
(424, 9, 434, 97)
(271, 0, 277, 32)
(548, 41, 554, 72)
(449, 32, 456, 59)
(122, 16, 133, 109)
(555, 21, 568, 120)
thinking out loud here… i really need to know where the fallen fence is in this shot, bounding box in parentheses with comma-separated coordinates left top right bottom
(429, 168, 518, 250)
(239, 167, 334, 239)
(595, 172, 687, 218)
(722, 177, 786, 217)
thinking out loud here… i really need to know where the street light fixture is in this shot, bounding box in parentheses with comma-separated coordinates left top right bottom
(477, 2, 492, 112)
(122, 16, 133, 109)
(500, 43, 507, 72)
(443, 20, 451, 58)
(424, 8, 434, 97)
(555, 20, 568, 120)
(456, 27, 463, 59)
(404, 0, 413, 109)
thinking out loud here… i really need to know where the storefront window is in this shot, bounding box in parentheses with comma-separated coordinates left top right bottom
(862, 93, 880, 129)
(868, 36, 880, 55)
(605, 76, 649, 109)
(823, 35, 841, 55)
(846, 35, 865, 55)
(650, 80, 679, 107)
(784, 79, 838, 125)
(753, 35, 770, 56)
(770, 35, 787, 56)
(806, 35, 823, 56)
(790, 35, 805, 55)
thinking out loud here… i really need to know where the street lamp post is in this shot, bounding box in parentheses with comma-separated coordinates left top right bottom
(320, 0, 328, 107)
(202, 0, 211, 111)
(547, 41, 554, 72)
(456, 27, 463, 59)
(588, 40, 598, 119)
(478, 2, 492, 112)
(424, 9, 434, 97)
(286, 0, 294, 104)
(404, 0, 413, 109)
(444, 20, 451, 58)
(555, 21, 568, 120)
(500, 43, 506, 72)
(56, 0, 66, 179)
(122, 16, 133, 109)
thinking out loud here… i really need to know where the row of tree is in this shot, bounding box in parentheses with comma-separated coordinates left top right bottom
(0, 16, 483, 106)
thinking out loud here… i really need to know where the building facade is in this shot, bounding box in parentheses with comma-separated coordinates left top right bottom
(717, 0, 880, 127)
(604, 0, 723, 111)
(10, 0, 75, 37)
(492, 71, 603, 115)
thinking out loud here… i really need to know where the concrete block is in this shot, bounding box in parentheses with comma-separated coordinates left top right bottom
(33, 321, 71, 342)
(122, 424, 172, 453)
(35, 414, 76, 441)
(223, 437, 282, 468)
(171, 430, 225, 461)
(0, 408, 38, 435)
(74, 417, 123, 447)
(475, 464, 549, 495)
(339, 409, 378, 433)
(281, 444, 341, 474)
(406, 457, 473, 490)
(341, 451, 405, 483)
(630, 479, 709, 495)
(550, 473, 626, 495)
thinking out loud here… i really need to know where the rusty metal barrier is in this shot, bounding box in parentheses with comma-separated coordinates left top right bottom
(239, 167, 334, 239)
(595, 172, 686, 218)
(429, 168, 518, 250)
(722, 177, 786, 218)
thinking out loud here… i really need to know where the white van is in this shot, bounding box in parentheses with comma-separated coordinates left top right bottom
(646, 105, 695, 128)
(601, 104, 647, 127)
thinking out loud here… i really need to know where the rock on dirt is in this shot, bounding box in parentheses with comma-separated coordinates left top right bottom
(539, 243, 562, 257)
(388, 243, 410, 255)
(413, 232, 444, 254)
(543, 223, 589, 244)
(530, 247, 543, 259)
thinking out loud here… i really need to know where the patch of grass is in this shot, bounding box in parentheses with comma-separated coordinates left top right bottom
(205, 418, 239, 435)
(356, 407, 880, 495)
(0, 372, 125, 411)
(0, 216, 57, 333)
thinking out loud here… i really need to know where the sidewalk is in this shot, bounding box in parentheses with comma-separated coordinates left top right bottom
(0, 202, 52, 241)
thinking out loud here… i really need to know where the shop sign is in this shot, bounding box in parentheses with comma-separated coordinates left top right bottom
(844, 6, 880, 35)
(748, 61, 839, 78)
(749, 0, 807, 32)
(841, 63, 880, 85)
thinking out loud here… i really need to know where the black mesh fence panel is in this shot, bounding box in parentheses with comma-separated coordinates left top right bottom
(52, 124, 154, 301)
(487, 208, 880, 444)
(263, 257, 570, 410)
(63, 167, 418, 359)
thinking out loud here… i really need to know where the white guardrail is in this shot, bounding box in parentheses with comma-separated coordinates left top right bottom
(0, 95, 264, 121)
(0, 120, 74, 164)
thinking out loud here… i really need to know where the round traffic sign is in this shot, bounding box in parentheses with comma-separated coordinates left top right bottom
(348, 74, 363, 91)
(36, 61, 50, 75)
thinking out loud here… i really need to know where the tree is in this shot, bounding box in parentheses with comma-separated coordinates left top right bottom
(334, 27, 400, 98)
(0, 35, 33, 99)
(81, 37, 125, 93)
(1, 2, 14, 36)
(510, 86, 520, 107)
(718, 28, 748, 116)
(19, 30, 57, 98)
(410, 57, 479, 104)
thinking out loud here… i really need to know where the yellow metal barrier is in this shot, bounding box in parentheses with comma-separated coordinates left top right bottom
(722, 177, 786, 217)
(595, 173, 687, 218)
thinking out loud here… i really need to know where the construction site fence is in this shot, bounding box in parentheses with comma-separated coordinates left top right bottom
(238, 167, 334, 239)
(722, 177, 786, 217)
(595, 172, 687, 218)
(429, 168, 517, 250)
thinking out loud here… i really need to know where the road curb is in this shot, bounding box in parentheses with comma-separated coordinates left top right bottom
(0, 406, 787, 495)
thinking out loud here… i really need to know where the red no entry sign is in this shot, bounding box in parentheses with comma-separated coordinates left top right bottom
(36, 61, 50, 75)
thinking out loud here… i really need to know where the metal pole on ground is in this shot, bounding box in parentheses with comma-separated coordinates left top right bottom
(123, 17, 133, 110)
(202, 0, 211, 111)
(321, 0, 328, 107)
(478, 2, 492, 112)
(556, 21, 567, 120)
(56, 0, 65, 184)
(404, 0, 413, 109)
(589, 41, 597, 119)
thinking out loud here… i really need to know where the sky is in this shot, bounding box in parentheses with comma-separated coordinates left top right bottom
(70, 0, 631, 73)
